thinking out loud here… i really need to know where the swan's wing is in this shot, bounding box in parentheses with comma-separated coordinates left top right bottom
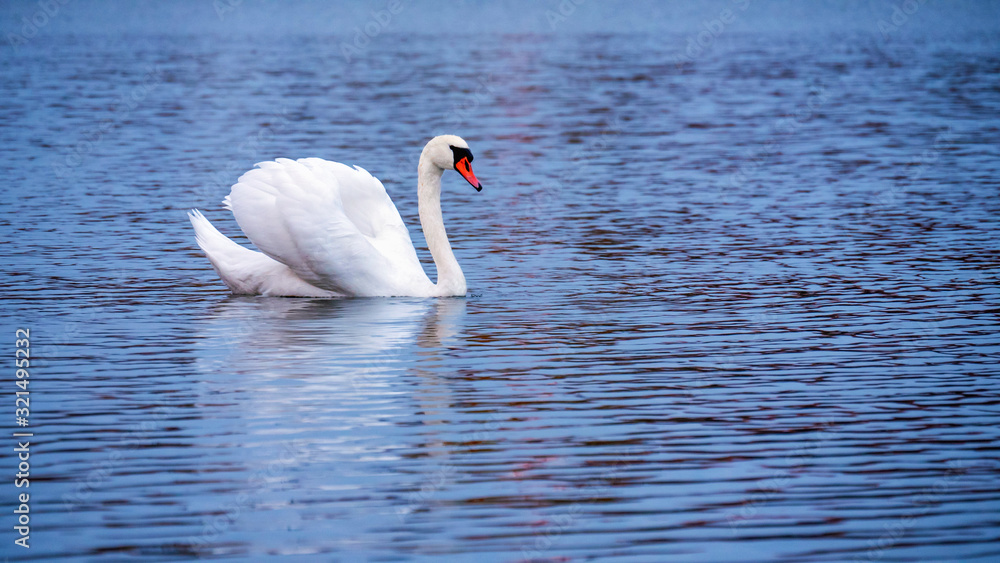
(227, 157, 428, 296)
(188, 209, 338, 297)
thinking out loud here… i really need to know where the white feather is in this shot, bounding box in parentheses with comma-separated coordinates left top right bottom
(227, 158, 429, 296)
(189, 135, 477, 298)
(187, 209, 337, 297)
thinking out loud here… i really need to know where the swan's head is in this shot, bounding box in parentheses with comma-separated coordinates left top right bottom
(423, 134, 483, 192)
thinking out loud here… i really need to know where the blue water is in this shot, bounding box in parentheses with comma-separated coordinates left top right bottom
(2, 1, 999, 561)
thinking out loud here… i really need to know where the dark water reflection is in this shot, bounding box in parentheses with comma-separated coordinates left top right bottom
(1, 27, 999, 562)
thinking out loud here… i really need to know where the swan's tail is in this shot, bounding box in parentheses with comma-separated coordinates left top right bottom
(188, 209, 336, 297)
(189, 209, 258, 294)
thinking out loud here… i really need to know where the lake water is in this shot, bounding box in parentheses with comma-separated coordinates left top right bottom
(2, 13, 999, 563)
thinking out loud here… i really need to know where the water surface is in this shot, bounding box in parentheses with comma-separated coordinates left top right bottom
(2, 22, 999, 563)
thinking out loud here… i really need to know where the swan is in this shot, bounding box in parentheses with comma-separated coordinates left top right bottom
(188, 134, 482, 297)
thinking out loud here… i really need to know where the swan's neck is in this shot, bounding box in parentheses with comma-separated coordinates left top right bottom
(417, 158, 466, 296)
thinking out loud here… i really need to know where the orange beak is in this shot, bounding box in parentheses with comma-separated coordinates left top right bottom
(455, 156, 482, 192)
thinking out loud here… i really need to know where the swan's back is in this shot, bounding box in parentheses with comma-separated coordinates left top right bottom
(227, 158, 432, 296)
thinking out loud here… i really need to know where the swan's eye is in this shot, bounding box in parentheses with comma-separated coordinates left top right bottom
(450, 146, 474, 167)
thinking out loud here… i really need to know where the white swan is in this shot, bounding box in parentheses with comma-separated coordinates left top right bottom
(188, 134, 482, 297)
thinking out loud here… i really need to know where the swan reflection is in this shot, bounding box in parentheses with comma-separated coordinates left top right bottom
(196, 297, 467, 389)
